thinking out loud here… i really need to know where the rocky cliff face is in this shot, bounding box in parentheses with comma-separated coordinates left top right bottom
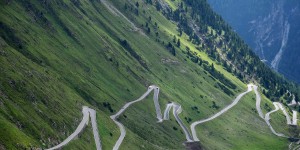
(207, 0, 300, 83)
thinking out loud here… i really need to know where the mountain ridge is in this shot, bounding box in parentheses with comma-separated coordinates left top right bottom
(207, 0, 300, 83)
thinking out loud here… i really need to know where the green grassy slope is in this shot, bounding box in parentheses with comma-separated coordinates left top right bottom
(196, 93, 288, 150)
(0, 0, 298, 149)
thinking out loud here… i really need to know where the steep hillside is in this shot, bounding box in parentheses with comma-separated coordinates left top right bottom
(207, 0, 300, 83)
(0, 0, 299, 149)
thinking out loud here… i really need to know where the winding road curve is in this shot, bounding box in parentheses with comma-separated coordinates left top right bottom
(46, 106, 101, 150)
(110, 85, 161, 150)
(288, 95, 297, 106)
(163, 102, 193, 142)
(252, 85, 289, 137)
(110, 85, 194, 150)
(46, 83, 299, 150)
(252, 85, 300, 138)
(252, 85, 264, 119)
(190, 84, 253, 141)
(264, 102, 288, 137)
(277, 102, 292, 125)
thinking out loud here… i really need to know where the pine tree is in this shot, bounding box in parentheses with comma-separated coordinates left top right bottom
(177, 39, 181, 47)
(171, 46, 176, 56)
(173, 35, 176, 43)
(211, 63, 215, 72)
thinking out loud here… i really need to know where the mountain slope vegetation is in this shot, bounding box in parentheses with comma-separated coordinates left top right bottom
(0, 0, 299, 149)
(207, 0, 300, 83)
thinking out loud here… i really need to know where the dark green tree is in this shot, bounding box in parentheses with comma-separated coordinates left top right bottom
(177, 39, 181, 47)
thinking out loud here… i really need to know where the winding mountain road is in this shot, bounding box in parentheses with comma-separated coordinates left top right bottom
(110, 86, 161, 150)
(46, 83, 298, 150)
(163, 102, 193, 142)
(110, 85, 193, 150)
(276, 102, 292, 125)
(263, 101, 300, 150)
(46, 106, 101, 150)
(252, 84, 290, 137)
(253, 85, 299, 138)
(252, 85, 264, 119)
(190, 84, 253, 141)
(264, 102, 288, 137)
(288, 95, 297, 106)
(293, 111, 298, 126)
(89, 109, 102, 150)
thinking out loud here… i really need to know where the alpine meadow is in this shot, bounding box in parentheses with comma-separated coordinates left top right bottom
(0, 0, 299, 150)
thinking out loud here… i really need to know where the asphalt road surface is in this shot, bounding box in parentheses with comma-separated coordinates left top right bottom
(190, 84, 253, 141)
(46, 106, 102, 150)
